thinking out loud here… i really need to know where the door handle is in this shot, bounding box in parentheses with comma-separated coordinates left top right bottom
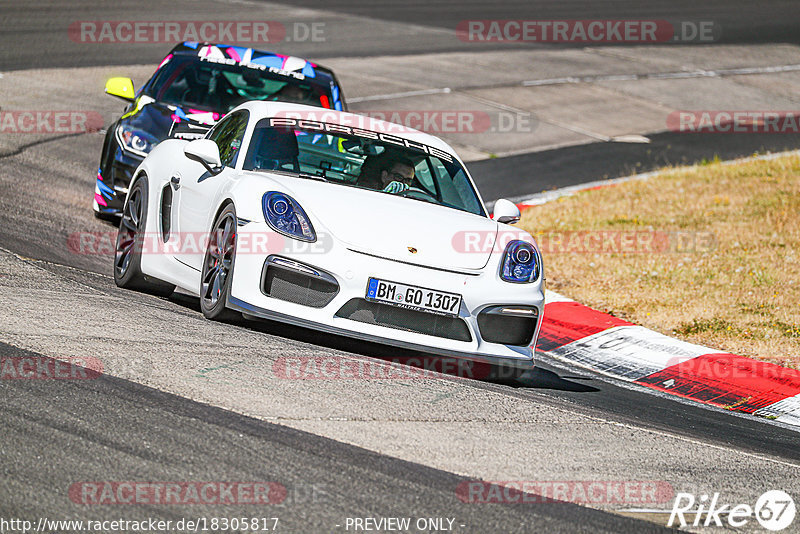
(170, 175, 181, 190)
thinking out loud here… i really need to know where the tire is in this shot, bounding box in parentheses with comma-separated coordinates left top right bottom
(199, 203, 239, 321)
(113, 175, 175, 297)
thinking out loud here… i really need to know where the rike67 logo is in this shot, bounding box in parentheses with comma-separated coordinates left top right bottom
(668, 490, 796, 531)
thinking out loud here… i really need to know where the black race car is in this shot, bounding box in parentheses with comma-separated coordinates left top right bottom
(93, 41, 347, 220)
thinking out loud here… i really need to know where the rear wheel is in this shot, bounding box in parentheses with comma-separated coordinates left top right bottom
(113, 176, 175, 297)
(200, 204, 239, 321)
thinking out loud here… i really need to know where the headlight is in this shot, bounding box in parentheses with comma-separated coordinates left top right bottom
(116, 124, 158, 157)
(500, 240, 540, 283)
(262, 192, 316, 242)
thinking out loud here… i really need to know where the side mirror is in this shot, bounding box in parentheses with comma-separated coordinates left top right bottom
(105, 77, 135, 102)
(184, 139, 223, 175)
(492, 199, 521, 225)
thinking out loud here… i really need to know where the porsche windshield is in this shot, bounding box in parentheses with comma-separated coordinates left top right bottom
(243, 118, 486, 216)
(146, 56, 335, 113)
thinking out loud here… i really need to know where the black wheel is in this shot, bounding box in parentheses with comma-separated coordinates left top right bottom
(113, 176, 175, 297)
(200, 204, 239, 321)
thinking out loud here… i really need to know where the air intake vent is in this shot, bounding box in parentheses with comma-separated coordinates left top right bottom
(261, 258, 338, 308)
(335, 298, 472, 342)
(477, 306, 538, 346)
(160, 184, 172, 241)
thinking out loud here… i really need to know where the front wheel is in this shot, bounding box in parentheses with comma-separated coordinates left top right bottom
(200, 204, 239, 321)
(113, 176, 175, 297)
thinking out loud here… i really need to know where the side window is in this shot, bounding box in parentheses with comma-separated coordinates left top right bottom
(413, 159, 438, 194)
(431, 159, 481, 214)
(207, 111, 249, 168)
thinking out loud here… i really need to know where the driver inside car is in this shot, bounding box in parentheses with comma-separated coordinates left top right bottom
(378, 157, 416, 194)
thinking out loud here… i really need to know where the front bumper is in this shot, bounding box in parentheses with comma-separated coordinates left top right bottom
(93, 147, 144, 217)
(228, 222, 544, 370)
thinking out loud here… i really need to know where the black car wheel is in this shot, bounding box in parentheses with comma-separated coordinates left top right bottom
(200, 203, 239, 321)
(113, 175, 175, 297)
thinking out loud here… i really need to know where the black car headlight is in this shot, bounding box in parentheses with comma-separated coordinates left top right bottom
(116, 124, 158, 157)
(500, 240, 540, 283)
(262, 192, 316, 242)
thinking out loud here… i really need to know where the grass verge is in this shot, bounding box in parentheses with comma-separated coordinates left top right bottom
(519, 153, 800, 368)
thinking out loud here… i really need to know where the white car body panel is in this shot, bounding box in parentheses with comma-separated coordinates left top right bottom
(128, 102, 545, 370)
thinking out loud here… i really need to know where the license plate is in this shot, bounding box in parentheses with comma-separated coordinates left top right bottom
(366, 278, 462, 316)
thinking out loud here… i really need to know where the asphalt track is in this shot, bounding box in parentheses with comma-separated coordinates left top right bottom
(1, 342, 665, 533)
(5, 0, 799, 200)
(276, 0, 800, 46)
(2, 1, 800, 533)
(470, 130, 800, 203)
(4, 0, 800, 71)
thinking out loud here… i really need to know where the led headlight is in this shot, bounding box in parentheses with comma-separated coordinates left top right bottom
(116, 124, 158, 157)
(500, 240, 540, 283)
(262, 191, 316, 242)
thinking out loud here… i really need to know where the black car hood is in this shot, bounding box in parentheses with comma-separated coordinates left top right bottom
(118, 97, 217, 147)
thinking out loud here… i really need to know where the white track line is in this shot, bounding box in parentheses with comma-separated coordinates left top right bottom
(348, 87, 451, 103)
(522, 63, 800, 87)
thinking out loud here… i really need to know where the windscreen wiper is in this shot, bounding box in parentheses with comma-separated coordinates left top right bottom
(254, 168, 327, 182)
(298, 171, 328, 182)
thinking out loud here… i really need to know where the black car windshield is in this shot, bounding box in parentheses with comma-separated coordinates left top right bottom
(242, 118, 486, 216)
(145, 56, 334, 113)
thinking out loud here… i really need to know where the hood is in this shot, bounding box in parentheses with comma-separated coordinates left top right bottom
(120, 98, 218, 146)
(273, 177, 498, 271)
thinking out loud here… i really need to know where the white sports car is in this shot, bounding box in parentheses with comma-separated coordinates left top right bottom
(114, 101, 545, 372)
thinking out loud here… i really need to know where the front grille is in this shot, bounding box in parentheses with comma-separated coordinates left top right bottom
(477, 307, 538, 346)
(335, 298, 472, 342)
(261, 264, 339, 308)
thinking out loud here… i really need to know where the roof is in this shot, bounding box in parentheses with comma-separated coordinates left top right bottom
(168, 42, 337, 82)
(232, 101, 462, 160)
